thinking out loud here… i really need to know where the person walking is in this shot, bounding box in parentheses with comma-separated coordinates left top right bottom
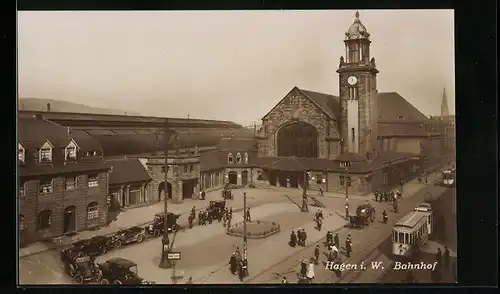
(333, 232, 340, 249)
(314, 245, 320, 265)
(306, 260, 315, 283)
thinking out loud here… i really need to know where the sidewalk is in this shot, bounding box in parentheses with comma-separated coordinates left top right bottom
(20, 188, 284, 258)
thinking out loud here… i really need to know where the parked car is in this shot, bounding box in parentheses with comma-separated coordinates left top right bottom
(109, 226, 146, 248)
(98, 258, 154, 284)
(60, 250, 101, 284)
(145, 212, 180, 237)
(71, 235, 114, 256)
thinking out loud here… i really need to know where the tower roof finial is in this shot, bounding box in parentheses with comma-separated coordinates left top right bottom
(355, 11, 360, 19)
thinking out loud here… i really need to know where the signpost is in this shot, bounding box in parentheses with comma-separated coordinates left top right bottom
(167, 252, 182, 284)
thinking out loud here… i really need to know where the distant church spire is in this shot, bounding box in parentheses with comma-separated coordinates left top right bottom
(441, 88, 449, 117)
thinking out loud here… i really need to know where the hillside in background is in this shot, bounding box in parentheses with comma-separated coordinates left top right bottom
(18, 98, 142, 116)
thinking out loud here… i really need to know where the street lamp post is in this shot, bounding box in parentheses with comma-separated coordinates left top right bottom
(342, 161, 351, 220)
(301, 171, 309, 212)
(243, 192, 248, 262)
(157, 119, 176, 269)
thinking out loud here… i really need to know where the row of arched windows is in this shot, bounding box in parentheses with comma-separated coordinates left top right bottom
(34, 202, 100, 231)
(227, 152, 249, 164)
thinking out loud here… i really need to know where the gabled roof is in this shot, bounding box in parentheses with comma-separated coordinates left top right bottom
(20, 160, 111, 177)
(298, 88, 340, 120)
(200, 150, 223, 172)
(107, 158, 152, 185)
(377, 92, 428, 121)
(19, 117, 101, 151)
(262, 87, 340, 121)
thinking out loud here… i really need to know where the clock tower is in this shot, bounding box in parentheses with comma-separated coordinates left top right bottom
(337, 11, 379, 156)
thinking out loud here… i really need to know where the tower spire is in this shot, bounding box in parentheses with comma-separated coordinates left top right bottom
(355, 11, 360, 20)
(441, 88, 449, 117)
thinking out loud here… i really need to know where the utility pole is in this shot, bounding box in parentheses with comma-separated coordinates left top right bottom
(243, 192, 248, 261)
(158, 119, 175, 269)
(301, 171, 309, 212)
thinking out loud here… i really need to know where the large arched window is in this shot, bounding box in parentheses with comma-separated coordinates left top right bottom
(236, 153, 242, 164)
(37, 210, 52, 230)
(227, 153, 234, 164)
(277, 122, 318, 158)
(87, 202, 99, 220)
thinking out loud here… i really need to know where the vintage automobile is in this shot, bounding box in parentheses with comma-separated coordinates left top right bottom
(208, 200, 226, 219)
(109, 226, 146, 248)
(99, 258, 155, 284)
(60, 249, 102, 284)
(144, 212, 180, 237)
(349, 203, 375, 228)
(71, 235, 114, 256)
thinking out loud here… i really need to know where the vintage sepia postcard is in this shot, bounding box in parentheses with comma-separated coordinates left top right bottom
(18, 10, 456, 285)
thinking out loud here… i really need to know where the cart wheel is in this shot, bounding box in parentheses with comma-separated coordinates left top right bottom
(137, 234, 144, 243)
(74, 274, 84, 284)
(153, 229, 161, 237)
(114, 240, 122, 248)
(100, 278, 110, 284)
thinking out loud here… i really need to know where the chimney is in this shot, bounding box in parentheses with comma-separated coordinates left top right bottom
(47, 103, 51, 112)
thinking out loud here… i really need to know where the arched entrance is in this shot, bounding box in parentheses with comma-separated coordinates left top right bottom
(63, 206, 77, 234)
(228, 171, 238, 185)
(158, 181, 173, 201)
(277, 122, 318, 158)
(241, 170, 249, 186)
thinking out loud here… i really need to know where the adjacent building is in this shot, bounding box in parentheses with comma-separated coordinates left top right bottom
(19, 116, 111, 246)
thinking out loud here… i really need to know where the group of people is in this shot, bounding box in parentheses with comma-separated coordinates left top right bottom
(374, 189, 402, 203)
(299, 259, 316, 283)
(289, 229, 308, 247)
(228, 246, 248, 281)
(187, 205, 233, 228)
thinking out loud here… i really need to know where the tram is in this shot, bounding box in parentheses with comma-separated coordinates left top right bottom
(392, 211, 429, 257)
(442, 169, 455, 187)
(414, 202, 434, 235)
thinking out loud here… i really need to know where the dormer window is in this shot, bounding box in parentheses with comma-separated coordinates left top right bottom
(340, 161, 351, 168)
(236, 153, 242, 164)
(65, 140, 78, 160)
(39, 141, 53, 163)
(227, 153, 233, 164)
(18, 143, 25, 163)
(85, 150, 99, 157)
(244, 153, 249, 164)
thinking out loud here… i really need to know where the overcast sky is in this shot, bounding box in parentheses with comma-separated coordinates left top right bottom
(18, 10, 455, 126)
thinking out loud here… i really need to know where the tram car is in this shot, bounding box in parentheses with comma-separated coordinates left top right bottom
(392, 211, 429, 258)
(413, 202, 434, 235)
(442, 169, 455, 187)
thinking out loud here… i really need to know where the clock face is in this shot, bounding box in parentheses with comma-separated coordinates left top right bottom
(348, 76, 358, 85)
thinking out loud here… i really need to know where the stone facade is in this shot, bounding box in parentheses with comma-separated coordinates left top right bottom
(147, 154, 201, 204)
(20, 171, 108, 244)
(257, 87, 341, 159)
(109, 181, 152, 209)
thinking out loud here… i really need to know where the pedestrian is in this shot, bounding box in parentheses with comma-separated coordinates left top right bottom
(302, 229, 308, 247)
(188, 214, 194, 229)
(289, 230, 297, 247)
(436, 248, 443, 265)
(300, 260, 307, 277)
(229, 253, 237, 275)
(374, 191, 378, 202)
(314, 245, 320, 265)
(207, 211, 212, 224)
(319, 187, 324, 197)
(246, 208, 251, 222)
(333, 232, 340, 248)
(306, 260, 315, 282)
(382, 210, 388, 224)
(186, 276, 193, 284)
(198, 210, 203, 226)
(444, 246, 450, 268)
(191, 206, 196, 216)
(345, 204, 349, 220)
(345, 235, 352, 258)
(201, 189, 206, 200)
(326, 231, 332, 247)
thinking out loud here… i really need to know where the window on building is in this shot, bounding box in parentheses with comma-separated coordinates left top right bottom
(88, 174, 99, 188)
(227, 153, 233, 164)
(39, 179, 53, 194)
(236, 153, 242, 164)
(189, 165, 194, 172)
(37, 210, 52, 230)
(144, 186, 148, 202)
(86, 150, 98, 157)
(65, 177, 77, 190)
(339, 176, 345, 186)
(161, 166, 166, 173)
(65, 140, 78, 160)
(340, 161, 351, 168)
(20, 214, 26, 231)
(18, 143, 25, 163)
(349, 43, 359, 63)
(87, 202, 99, 220)
(398, 232, 405, 244)
(20, 181, 25, 198)
(39, 142, 53, 163)
(244, 153, 249, 164)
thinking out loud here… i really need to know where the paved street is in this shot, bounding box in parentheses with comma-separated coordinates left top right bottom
(246, 176, 446, 284)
